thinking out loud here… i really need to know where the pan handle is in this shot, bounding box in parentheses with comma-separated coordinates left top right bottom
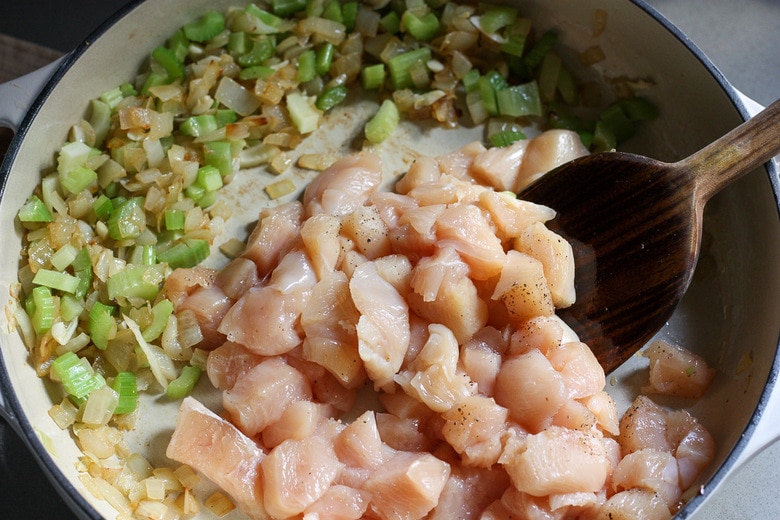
(0, 58, 62, 132)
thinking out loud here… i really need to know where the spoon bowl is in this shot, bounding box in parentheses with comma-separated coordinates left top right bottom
(520, 99, 780, 373)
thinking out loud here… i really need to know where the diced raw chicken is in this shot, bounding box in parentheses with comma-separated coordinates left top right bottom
(407, 274, 488, 345)
(166, 397, 268, 519)
(268, 249, 317, 294)
(500, 484, 580, 519)
(300, 213, 343, 279)
(302, 484, 370, 520)
(206, 341, 264, 391)
(460, 330, 503, 397)
(619, 396, 673, 454)
(410, 246, 469, 303)
(477, 190, 555, 242)
(429, 464, 510, 520)
(218, 284, 308, 356)
(261, 433, 345, 518)
(301, 271, 364, 388)
(262, 401, 333, 449)
(375, 412, 434, 452)
(370, 192, 419, 230)
(242, 200, 304, 278)
(666, 410, 716, 489)
(396, 323, 475, 413)
(214, 257, 260, 300)
(516, 129, 589, 191)
(441, 395, 508, 468)
(371, 254, 413, 295)
(395, 155, 441, 194)
(494, 349, 567, 432)
(515, 221, 576, 308)
(436, 141, 487, 180)
(546, 341, 605, 399)
(399, 204, 447, 244)
(507, 315, 566, 357)
(595, 489, 672, 520)
(407, 179, 462, 206)
(435, 204, 506, 280)
(492, 250, 555, 323)
(222, 357, 312, 437)
(641, 340, 716, 399)
(611, 448, 681, 509)
(163, 266, 218, 309)
(341, 205, 392, 260)
(500, 426, 609, 496)
(580, 391, 620, 436)
(470, 137, 530, 191)
(551, 399, 598, 432)
(176, 283, 232, 349)
(363, 451, 451, 520)
(303, 152, 383, 217)
(334, 411, 386, 470)
(349, 260, 410, 389)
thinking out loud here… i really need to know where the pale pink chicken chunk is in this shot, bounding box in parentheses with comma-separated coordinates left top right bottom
(516, 129, 589, 190)
(303, 152, 383, 217)
(611, 449, 682, 509)
(166, 397, 267, 519)
(596, 489, 672, 520)
(435, 204, 506, 280)
(641, 339, 716, 399)
(206, 341, 264, 391)
(242, 200, 304, 278)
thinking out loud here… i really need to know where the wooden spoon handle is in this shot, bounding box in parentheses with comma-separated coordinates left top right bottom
(679, 98, 780, 203)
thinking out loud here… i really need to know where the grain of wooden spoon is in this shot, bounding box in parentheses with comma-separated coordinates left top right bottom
(518, 99, 780, 373)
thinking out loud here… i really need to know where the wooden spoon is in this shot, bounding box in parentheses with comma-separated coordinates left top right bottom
(518, 99, 780, 373)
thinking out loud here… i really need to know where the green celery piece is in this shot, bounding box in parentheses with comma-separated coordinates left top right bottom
(183, 11, 226, 42)
(99, 87, 124, 109)
(478, 75, 500, 117)
(89, 301, 116, 350)
(479, 5, 517, 34)
(598, 104, 635, 143)
(32, 269, 80, 294)
(185, 184, 206, 204)
(89, 99, 112, 147)
(490, 130, 526, 148)
(142, 299, 174, 342)
(164, 209, 186, 231)
(361, 64, 386, 90)
(204, 141, 234, 176)
(50, 244, 79, 271)
(72, 247, 92, 272)
(166, 365, 202, 399)
(51, 351, 103, 399)
(18, 195, 53, 223)
(618, 96, 659, 122)
(315, 42, 335, 76)
(387, 47, 432, 90)
(245, 4, 285, 28)
(365, 99, 400, 144)
(107, 264, 164, 301)
(73, 268, 92, 300)
(402, 11, 441, 41)
(60, 165, 98, 195)
(537, 51, 562, 103)
(142, 71, 170, 95)
(107, 197, 145, 241)
(152, 46, 185, 80)
(322, 0, 343, 23)
(168, 28, 190, 62)
(59, 294, 84, 323)
(297, 49, 317, 83)
(380, 11, 401, 34)
(341, 2, 358, 32)
(523, 30, 558, 71)
(119, 82, 138, 98)
(215, 109, 238, 127)
(157, 239, 210, 269)
(501, 18, 532, 58)
(111, 372, 138, 414)
(272, 0, 307, 17)
(316, 85, 349, 111)
(31, 286, 56, 335)
(179, 114, 219, 137)
(461, 68, 480, 93)
(238, 36, 276, 67)
(196, 165, 224, 192)
(196, 191, 218, 209)
(496, 81, 543, 117)
(592, 120, 617, 152)
(228, 31, 251, 56)
(238, 65, 275, 80)
(92, 194, 113, 221)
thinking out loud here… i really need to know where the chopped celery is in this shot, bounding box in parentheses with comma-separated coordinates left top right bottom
(322, 0, 343, 23)
(592, 120, 617, 152)
(179, 114, 219, 137)
(238, 36, 275, 67)
(152, 46, 185, 80)
(89, 301, 116, 350)
(107, 197, 145, 241)
(72, 247, 92, 272)
(598, 104, 635, 143)
(478, 71, 508, 117)
(73, 268, 92, 300)
(164, 209, 186, 231)
(496, 81, 543, 117)
(315, 42, 335, 76)
(50, 244, 79, 272)
(203, 141, 233, 177)
(92, 194, 113, 221)
(287, 92, 322, 134)
(31, 286, 56, 335)
(618, 96, 659, 122)
(272, 0, 307, 17)
(479, 5, 517, 34)
(537, 51, 562, 103)
(111, 372, 138, 414)
(184, 184, 206, 203)
(239, 65, 274, 80)
(297, 49, 317, 83)
(57, 141, 94, 175)
(461, 68, 480, 93)
(89, 99, 112, 147)
(380, 11, 401, 34)
(32, 269, 80, 294)
(157, 239, 210, 269)
(166, 365, 202, 399)
(142, 71, 171, 95)
(60, 165, 97, 195)
(228, 31, 251, 56)
(387, 47, 432, 90)
(490, 130, 526, 148)
(316, 85, 348, 111)
(107, 265, 164, 301)
(365, 99, 400, 144)
(50, 351, 103, 399)
(361, 63, 385, 90)
(402, 11, 441, 41)
(119, 82, 137, 97)
(196, 165, 224, 192)
(196, 191, 218, 208)
(59, 294, 84, 322)
(99, 87, 124, 109)
(183, 11, 226, 42)
(129, 244, 156, 266)
(168, 28, 190, 61)
(342, 2, 358, 31)
(18, 195, 53, 223)
(245, 4, 285, 29)
(523, 30, 558, 71)
(143, 299, 174, 342)
(215, 109, 238, 127)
